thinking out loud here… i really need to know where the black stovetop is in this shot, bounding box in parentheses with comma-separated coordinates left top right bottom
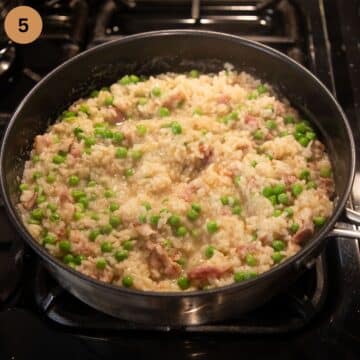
(0, 0, 359, 359)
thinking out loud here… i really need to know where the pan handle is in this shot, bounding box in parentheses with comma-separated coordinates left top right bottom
(327, 207, 360, 239)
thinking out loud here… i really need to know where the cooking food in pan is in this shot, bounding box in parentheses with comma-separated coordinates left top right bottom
(18, 69, 334, 291)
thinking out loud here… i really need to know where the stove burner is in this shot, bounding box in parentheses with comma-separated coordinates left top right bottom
(32, 256, 327, 333)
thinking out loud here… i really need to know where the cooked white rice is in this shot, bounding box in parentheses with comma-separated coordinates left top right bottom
(18, 69, 334, 291)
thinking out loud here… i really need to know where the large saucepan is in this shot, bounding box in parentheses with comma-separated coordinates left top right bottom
(1, 30, 359, 326)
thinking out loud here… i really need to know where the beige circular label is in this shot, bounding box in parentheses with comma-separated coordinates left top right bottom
(4, 6, 43, 44)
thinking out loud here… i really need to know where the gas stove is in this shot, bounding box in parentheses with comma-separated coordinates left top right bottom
(0, 0, 359, 359)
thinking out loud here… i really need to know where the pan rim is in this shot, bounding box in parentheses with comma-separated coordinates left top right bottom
(0, 29, 355, 299)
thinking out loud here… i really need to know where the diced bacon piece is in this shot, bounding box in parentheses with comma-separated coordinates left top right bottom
(198, 142, 213, 164)
(283, 175, 297, 186)
(236, 243, 258, 258)
(188, 265, 232, 281)
(292, 208, 314, 244)
(217, 94, 231, 104)
(319, 177, 334, 196)
(69, 141, 83, 158)
(179, 183, 198, 202)
(311, 140, 325, 160)
(244, 114, 258, 129)
(147, 243, 181, 279)
(55, 184, 72, 204)
(58, 138, 73, 153)
(21, 190, 37, 210)
(107, 108, 126, 124)
(59, 201, 75, 222)
(34, 134, 52, 153)
(135, 224, 156, 237)
(163, 90, 186, 109)
(293, 227, 313, 244)
(274, 101, 285, 115)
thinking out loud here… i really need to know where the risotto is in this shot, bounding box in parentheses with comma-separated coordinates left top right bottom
(18, 69, 334, 291)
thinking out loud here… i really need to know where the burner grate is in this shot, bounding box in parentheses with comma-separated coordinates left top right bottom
(32, 256, 327, 334)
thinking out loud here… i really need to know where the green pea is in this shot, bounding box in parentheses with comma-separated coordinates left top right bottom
(277, 193, 289, 205)
(119, 75, 131, 85)
(319, 167, 331, 178)
(250, 160, 257, 168)
(68, 175, 80, 186)
(115, 250, 128, 262)
(89, 229, 100, 241)
(104, 190, 114, 198)
(122, 240, 134, 251)
(284, 115, 294, 124)
(73, 255, 84, 265)
(262, 186, 274, 198)
(113, 131, 125, 143)
(171, 122, 182, 135)
(96, 258, 107, 270)
(176, 226, 187, 237)
(253, 130, 264, 140)
(136, 124, 147, 136)
(36, 194, 46, 205)
(28, 219, 41, 225)
(159, 107, 170, 117)
(247, 91, 258, 100)
(73, 212, 83, 221)
(290, 223, 300, 234)
(90, 90, 99, 98)
(109, 203, 119, 212)
(163, 239, 172, 248)
(122, 275, 133, 287)
(272, 240, 286, 251)
(265, 120, 277, 130)
(307, 181, 317, 189)
(63, 254, 74, 264)
(168, 215, 181, 227)
(43, 233, 56, 245)
(73, 127, 84, 140)
(79, 104, 90, 115)
(148, 215, 159, 226)
(32, 171, 42, 180)
(109, 215, 122, 228)
(220, 195, 229, 205)
(232, 205, 242, 215)
(104, 95, 114, 106)
(193, 108, 203, 116)
(87, 180, 96, 187)
(50, 212, 60, 222)
(176, 257, 186, 267)
(151, 87, 161, 97)
(138, 97, 147, 106)
(189, 69, 199, 78)
(115, 146, 128, 159)
(177, 276, 190, 290)
(256, 84, 268, 94)
(131, 149, 143, 161)
(71, 190, 86, 202)
(245, 254, 257, 266)
(273, 209, 283, 217)
(294, 132, 303, 141)
(234, 175, 241, 186)
(138, 214, 147, 224)
(30, 208, 43, 221)
(142, 202, 151, 211)
(207, 221, 219, 234)
(234, 271, 257, 282)
(59, 240, 71, 253)
(101, 241, 113, 253)
(298, 136, 310, 147)
(205, 245, 215, 259)
(272, 252, 285, 264)
(100, 224, 112, 235)
(313, 216, 326, 227)
(190, 209, 200, 221)
(269, 195, 278, 206)
(299, 169, 310, 181)
(19, 183, 28, 192)
(273, 184, 285, 195)
(47, 203, 57, 212)
(124, 168, 135, 178)
(291, 183, 303, 197)
(306, 131, 316, 140)
(295, 122, 309, 134)
(284, 207, 294, 217)
(84, 137, 96, 147)
(90, 212, 99, 221)
(187, 209, 200, 221)
(32, 154, 40, 163)
(62, 111, 77, 119)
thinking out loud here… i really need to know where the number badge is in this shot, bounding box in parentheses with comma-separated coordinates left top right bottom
(4, 6, 43, 44)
